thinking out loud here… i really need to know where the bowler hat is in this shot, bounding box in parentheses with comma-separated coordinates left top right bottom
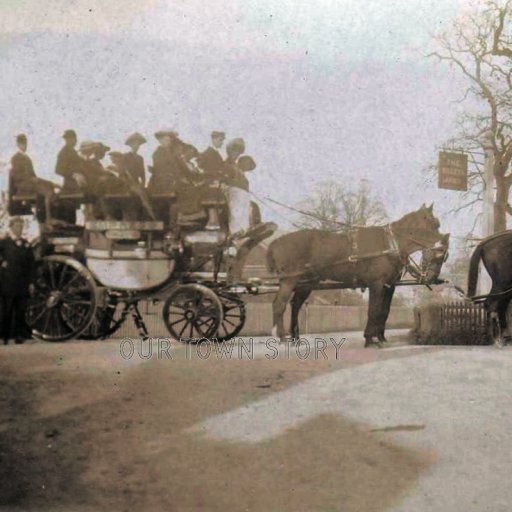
(63, 129, 77, 139)
(211, 131, 225, 139)
(125, 132, 147, 146)
(226, 137, 245, 153)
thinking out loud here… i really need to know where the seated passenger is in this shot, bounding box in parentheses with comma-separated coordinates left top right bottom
(99, 151, 155, 221)
(55, 129, 84, 223)
(10, 133, 60, 225)
(78, 141, 110, 220)
(197, 130, 226, 181)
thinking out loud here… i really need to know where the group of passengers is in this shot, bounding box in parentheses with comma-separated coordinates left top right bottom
(9, 129, 258, 236)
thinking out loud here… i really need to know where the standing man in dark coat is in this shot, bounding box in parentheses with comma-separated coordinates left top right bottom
(0, 217, 34, 344)
(148, 128, 181, 194)
(197, 130, 226, 180)
(123, 132, 147, 186)
(55, 129, 83, 223)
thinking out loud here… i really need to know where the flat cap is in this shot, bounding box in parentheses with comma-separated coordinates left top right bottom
(125, 132, 147, 146)
(16, 133, 27, 143)
(211, 131, 226, 139)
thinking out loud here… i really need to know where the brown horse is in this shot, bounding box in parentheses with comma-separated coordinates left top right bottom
(467, 230, 512, 347)
(267, 204, 444, 347)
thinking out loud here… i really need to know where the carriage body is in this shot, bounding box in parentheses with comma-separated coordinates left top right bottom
(9, 182, 267, 343)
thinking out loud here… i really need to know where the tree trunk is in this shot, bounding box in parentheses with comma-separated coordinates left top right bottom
(494, 177, 510, 233)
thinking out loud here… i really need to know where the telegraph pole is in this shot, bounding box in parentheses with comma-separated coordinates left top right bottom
(480, 130, 495, 294)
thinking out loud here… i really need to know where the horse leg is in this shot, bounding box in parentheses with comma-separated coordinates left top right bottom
(290, 287, 312, 341)
(497, 297, 510, 346)
(272, 279, 297, 341)
(501, 298, 512, 343)
(378, 284, 395, 343)
(486, 296, 504, 348)
(364, 283, 385, 348)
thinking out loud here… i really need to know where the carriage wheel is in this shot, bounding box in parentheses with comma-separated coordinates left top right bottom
(27, 256, 97, 342)
(215, 292, 246, 342)
(80, 299, 128, 340)
(163, 284, 223, 343)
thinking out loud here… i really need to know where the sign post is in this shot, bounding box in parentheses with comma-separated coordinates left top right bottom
(438, 151, 468, 191)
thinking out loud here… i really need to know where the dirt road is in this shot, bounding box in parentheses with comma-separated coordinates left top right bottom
(1, 333, 506, 511)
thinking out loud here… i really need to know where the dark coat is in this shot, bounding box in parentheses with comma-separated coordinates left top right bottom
(10, 152, 37, 195)
(197, 147, 226, 180)
(81, 159, 105, 195)
(123, 152, 145, 186)
(55, 145, 84, 191)
(148, 146, 180, 193)
(0, 236, 35, 296)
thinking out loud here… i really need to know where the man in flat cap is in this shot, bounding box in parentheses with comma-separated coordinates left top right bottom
(10, 134, 59, 225)
(0, 217, 34, 344)
(55, 129, 84, 223)
(197, 131, 226, 181)
(124, 132, 147, 186)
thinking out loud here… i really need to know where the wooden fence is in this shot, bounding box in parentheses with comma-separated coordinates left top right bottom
(111, 301, 415, 339)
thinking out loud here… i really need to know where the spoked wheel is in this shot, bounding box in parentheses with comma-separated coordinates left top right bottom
(215, 292, 246, 342)
(80, 297, 128, 340)
(163, 284, 223, 343)
(27, 256, 97, 342)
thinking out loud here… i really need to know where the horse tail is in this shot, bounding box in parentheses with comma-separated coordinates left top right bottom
(467, 242, 485, 298)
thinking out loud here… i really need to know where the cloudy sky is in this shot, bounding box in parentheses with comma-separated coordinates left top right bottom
(0, 0, 484, 238)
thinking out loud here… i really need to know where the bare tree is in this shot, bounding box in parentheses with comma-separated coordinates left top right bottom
(296, 180, 388, 230)
(430, 0, 512, 232)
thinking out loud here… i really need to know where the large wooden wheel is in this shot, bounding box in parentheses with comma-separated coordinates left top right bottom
(163, 284, 223, 343)
(215, 292, 246, 342)
(27, 256, 97, 342)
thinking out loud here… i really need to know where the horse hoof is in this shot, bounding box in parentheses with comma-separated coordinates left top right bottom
(364, 339, 383, 349)
(494, 337, 505, 349)
(378, 335, 388, 343)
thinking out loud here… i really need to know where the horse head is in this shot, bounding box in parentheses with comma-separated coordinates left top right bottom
(392, 204, 443, 256)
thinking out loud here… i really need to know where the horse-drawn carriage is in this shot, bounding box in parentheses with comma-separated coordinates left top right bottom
(8, 175, 450, 345)
(8, 181, 276, 342)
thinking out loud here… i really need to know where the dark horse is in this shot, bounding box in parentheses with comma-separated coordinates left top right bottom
(467, 231, 512, 347)
(267, 204, 444, 347)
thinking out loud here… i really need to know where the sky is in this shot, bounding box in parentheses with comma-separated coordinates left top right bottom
(0, 0, 489, 242)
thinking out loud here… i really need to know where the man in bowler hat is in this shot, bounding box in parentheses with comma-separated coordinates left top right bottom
(0, 217, 34, 344)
